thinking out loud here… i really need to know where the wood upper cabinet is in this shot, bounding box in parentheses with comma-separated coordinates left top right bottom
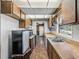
(1, 1, 20, 20)
(19, 19, 32, 28)
(0, 0, 1, 13)
(61, 0, 76, 24)
(47, 40, 52, 59)
(20, 10, 26, 20)
(26, 19, 32, 27)
(48, 17, 52, 29)
(48, 5, 62, 28)
(19, 20, 26, 28)
(77, 0, 79, 23)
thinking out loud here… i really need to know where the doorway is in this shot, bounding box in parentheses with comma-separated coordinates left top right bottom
(36, 23, 45, 45)
(37, 23, 44, 36)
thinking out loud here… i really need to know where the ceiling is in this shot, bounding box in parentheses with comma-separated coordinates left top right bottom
(13, 0, 62, 19)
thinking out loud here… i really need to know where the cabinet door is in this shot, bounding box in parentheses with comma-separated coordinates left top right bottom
(0, 0, 1, 12)
(77, 0, 79, 22)
(19, 20, 26, 28)
(26, 19, 32, 27)
(48, 17, 52, 29)
(50, 46, 53, 59)
(62, 0, 76, 24)
(53, 49, 60, 59)
(1, 1, 12, 13)
(47, 40, 52, 59)
(20, 11, 25, 20)
(1, 1, 20, 19)
(47, 40, 60, 59)
(13, 3, 20, 18)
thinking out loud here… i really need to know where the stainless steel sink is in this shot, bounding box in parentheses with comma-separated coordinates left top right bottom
(52, 39, 64, 42)
(52, 36, 64, 42)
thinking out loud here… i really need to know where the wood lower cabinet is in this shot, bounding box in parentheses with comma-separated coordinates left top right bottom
(47, 40, 60, 59)
(53, 48, 60, 59)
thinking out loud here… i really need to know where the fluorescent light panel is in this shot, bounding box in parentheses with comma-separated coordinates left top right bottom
(29, 0, 48, 2)
(20, 0, 27, 2)
(49, 0, 59, 2)
(13, 0, 62, 8)
(26, 15, 52, 19)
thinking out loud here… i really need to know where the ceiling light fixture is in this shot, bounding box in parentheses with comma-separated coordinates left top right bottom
(20, 0, 27, 2)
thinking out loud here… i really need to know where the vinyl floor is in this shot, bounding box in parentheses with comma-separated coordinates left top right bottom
(30, 36, 49, 59)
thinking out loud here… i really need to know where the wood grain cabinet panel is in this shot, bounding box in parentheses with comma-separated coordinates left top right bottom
(61, 0, 76, 24)
(1, 1, 20, 20)
(26, 19, 32, 27)
(19, 20, 26, 28)
(13, 4, 20, 18)
(77, 0, 79, 23)
(47, 40, 52, 59)
(19, 19, 32, 28)
(20, 10, 26, 20)
(48, 17, 53, 29)
(52, 48, 60, 59)
(47, 40, 60, 59)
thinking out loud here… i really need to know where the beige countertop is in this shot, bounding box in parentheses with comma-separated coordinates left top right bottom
(45, 32, 56, 38)
(48, 39, 79, 59)
(45, 32, 79, 59)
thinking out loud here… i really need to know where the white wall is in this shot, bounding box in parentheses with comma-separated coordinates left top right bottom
(44, 21, 50, 33)
(1, 14, 19, 59)
(32, 20, 49, 35)
(32, 21, 37, 35)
